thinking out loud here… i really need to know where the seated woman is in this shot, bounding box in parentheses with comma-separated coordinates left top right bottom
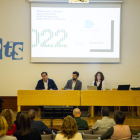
(1, 109, 17, 135)
(0, 116, 16, 140)
(55, 115, 83, 140)
(14, 111, 22, 130)
(92, 71, 106, 114)
(13, 112, 41, 140)
(92, 71, 106, 90)
(101, 110, 132, 140)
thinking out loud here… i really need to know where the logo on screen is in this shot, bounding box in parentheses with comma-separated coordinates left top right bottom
(0, 38, 24, 60)
(85, 20, 95, 28)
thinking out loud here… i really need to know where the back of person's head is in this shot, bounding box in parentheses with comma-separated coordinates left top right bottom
(0, 116, 8, 137)
(19, 112, 31, 136)
(28, 109, 36, 120)
(73, 71, 79, 77)
(114, 110, 125, 125)
(73, 108, 81, 117)
(1, 109, 14, 130)
(61, 115, 78, 139)
(15, 111, 22, 130)
(16, 111, 22, 121)
(101, 107, 109, 117)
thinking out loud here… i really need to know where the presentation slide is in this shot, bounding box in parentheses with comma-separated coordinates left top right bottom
(31, 4, 121, 63)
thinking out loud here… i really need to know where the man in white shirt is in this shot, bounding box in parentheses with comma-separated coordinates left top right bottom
(35, 72, 58, 113)
(92, 107, 116, 132)
(64, 71, 82, 90)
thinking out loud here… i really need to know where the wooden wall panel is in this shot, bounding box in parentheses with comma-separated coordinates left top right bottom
(0, 97, 38, 111)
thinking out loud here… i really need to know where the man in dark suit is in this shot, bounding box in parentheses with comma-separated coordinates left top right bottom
(35, 72, 58, 90)
(64, 71, 82, 90)
(28, 109, 52, 135)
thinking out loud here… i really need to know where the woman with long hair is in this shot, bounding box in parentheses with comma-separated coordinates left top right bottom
(1, 109, 17, 135)
(92, 71, 106, 90)
(55, 115, 83, 140)
(0, 116, 16, 140)
(14, 111, 22, 130)
(92, 72, 106, 114)
(13, 112, 41, 140)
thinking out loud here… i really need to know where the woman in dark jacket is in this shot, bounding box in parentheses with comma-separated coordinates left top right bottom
(13, 112, 42, 140)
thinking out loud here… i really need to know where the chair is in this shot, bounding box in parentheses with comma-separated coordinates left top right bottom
(131, 129, 140, 135)
(41, 134, 52, 140)
(93, 130, 105, 135)
(78, 129, 93, 134)
(53, 133, 57, 140)
(132, 135, 140, 138)
(82, 134, 101, 139)
(57, 131, 61, 134)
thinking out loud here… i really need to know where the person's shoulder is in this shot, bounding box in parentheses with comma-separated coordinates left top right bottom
(65, 79, 72, 83)
(102, 80, 105, 83)
(13, 130, 20, 136)
(32, 120, 42, 124)
(56, 133, 64, 138)
(2, 136, 17, 140)
(48, 78, 55, 82)
(81, 118, 87, 123)
(8, 136, 17, 140)
(108, 118, 115, 122)
(33, 120, 42, 123)
(124, 125, 130, 128)
(77, 79, 82, 83)
(95, 119, 102, 123)
(37, 120, 46, 125)
(38, 79, 43, 82)
(31, 128, 40, 133)
(74, 132, 82, 137)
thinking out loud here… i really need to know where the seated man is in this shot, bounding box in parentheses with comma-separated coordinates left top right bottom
(92, 107, 116, 132)
(73, 108, 88, 130)
(64, 71, 82, 90)
(35, 72, 58, 90)
(28, 109, 52, 135)
(101, 110, 131, 140)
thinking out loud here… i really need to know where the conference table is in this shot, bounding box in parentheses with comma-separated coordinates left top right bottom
(17, 90, 140, 117)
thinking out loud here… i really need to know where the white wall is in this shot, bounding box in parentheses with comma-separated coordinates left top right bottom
(0, 0, 140, 96)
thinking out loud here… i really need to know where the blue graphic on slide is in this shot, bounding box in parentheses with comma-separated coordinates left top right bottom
(85, 20, 95, 28)
(0, 38, 24, 60)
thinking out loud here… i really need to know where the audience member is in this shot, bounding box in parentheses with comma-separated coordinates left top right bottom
(101, 110, 132, 140)
(0, 98, 4, 113)
(92, 107, 116, 132)
(64, 71, 82, 90)
(14, 111, 22, 130)
(28, 109, 52, 134)
(92, 71, 106, 114)
(13, 112, 41, 140)
(55, 115, 83, 140)
(0, 116, 16, 140)
(73, 108, 88, 130)
(1, 109, 17, 135)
